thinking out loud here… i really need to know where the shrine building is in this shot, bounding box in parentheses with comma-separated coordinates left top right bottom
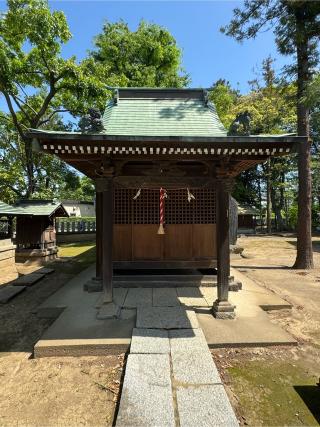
(29, 88, 304, 318)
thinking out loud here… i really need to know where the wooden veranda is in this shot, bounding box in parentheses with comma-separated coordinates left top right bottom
(29, 88, 304, 318)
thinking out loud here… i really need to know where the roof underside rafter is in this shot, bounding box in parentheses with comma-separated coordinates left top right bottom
(28, 87, 305, 180)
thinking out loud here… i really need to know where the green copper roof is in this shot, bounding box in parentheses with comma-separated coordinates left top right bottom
(238, 205, 260, 215)
(102, 88, 227, 137)
(0, 200, 68, 217)
(0, 201, 26, 216)
(0, 200, 69, 216)
(14, 200, 68, 217)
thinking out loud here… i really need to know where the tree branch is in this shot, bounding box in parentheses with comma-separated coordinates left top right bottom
(1, 182, 24, 197)
(15, 85, 39, 115)
(0, 114, 12, 123)
(31, 84, 57, 128)
(11, 94, 31, 121)
(38, 109, 69, 126)
(2, 91, 26, 140)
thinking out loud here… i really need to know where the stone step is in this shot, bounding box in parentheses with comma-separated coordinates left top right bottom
(116, 354, 175, 427)
(35, 267, 55, 275)
(130, 328, 170, 354)
(176, 385, 239, 427)
(0, 239, 14, 247)
(114, 274, 217, 281)
(0, 285, 26, 304)
(114, 275, 242, 291)
(11, 273, 45, 286)
(136, 307, 199, 329)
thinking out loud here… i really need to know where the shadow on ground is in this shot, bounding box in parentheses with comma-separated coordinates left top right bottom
(0, 244, 96, 354)
(232, 265, 291, 270)
(286, 239, 320, 254)
(294, 385, 320, 424)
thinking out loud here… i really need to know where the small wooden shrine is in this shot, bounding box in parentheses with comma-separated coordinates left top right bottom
(238, 204, 260, 233)
(4, 200, 68, 260)
(29, 88, 304, 318)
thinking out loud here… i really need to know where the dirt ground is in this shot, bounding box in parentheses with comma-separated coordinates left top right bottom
(0, 243, 124, 427)
(1, 237, 320, 426)
(0, 353, 124, 427)
(212, 235, 320, 426)
(234, 234, 320, 347)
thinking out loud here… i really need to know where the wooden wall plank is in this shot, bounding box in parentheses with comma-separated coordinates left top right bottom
(192, 224, 216, 259)
(164, 225, 193, 260)
(132, 225, 162, 260)
(113, 225, 132, 261)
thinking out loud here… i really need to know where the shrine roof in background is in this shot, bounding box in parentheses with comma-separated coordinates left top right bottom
(14, 200, 69, 217)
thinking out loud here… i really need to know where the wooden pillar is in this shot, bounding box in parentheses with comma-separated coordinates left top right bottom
(95, 191, 102, 280)
(212, 180, 235, 319)
(96, 176, 114, 303)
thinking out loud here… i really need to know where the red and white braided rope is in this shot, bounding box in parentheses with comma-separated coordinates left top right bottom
(158, 187, 167, 234)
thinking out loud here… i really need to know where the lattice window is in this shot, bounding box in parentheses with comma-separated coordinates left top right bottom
(114, 188, 133, 224)
(165, 190, 194, 224)
(114, 188, 216, 224)
(192, 189, 216, 224)
(132, 189, 159, 225)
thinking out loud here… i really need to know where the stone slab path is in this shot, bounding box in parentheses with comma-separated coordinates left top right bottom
(116, 306, 239, 427)
(11, 272, 46, 286)
(0, 285, 26, 304)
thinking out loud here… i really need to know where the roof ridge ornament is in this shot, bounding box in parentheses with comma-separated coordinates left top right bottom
(228, 111, 252, 136)
(78, 108, 104, 133)
(203, 90, 209, 105)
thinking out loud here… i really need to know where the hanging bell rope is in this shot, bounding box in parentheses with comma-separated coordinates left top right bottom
(157, 187, 167, 235)
(133, 188, 141, 200)
(187, 188, 195, 203)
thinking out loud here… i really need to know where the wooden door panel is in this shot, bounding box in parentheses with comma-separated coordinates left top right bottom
(113, 225, 132, 261)
(132, 225, 162, 260)
(164, 225, 193, 260)
(193, 224, 216, 259)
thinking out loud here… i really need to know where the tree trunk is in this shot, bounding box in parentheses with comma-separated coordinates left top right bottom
(258, 173, 263, 232)
(271, 188, 284, 232)
(266, 158, 272, 234)
(24, 137, 36, 198)
(293, 11, 314, 269)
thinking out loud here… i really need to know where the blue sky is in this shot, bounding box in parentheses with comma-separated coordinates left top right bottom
(54, 0, 291, 92)
(0, 0, 292, 94)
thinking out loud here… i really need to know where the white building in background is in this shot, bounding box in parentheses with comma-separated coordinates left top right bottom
(61, 200, 95, 217)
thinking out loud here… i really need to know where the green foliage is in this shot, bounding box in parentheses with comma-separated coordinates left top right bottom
(90, 20, 189, 88)
(208, 79, 239, 128)
(221, 0, 320, 266)
(0, 0, 107, 200)
(210, 59, 298, 228)
(288, 203, 319, 229)
(58, 176, 95, 202)
(221, 1, 320, 65)
(0, 3, 189, 202)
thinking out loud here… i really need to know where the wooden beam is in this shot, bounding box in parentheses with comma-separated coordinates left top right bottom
(29, 130, 306, 146)
(113, 175, 216, 189)
(95, 191, 102, 280)
(97, 177, 114, 303)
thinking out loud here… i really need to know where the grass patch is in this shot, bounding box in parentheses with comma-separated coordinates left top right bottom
(228, 361, 320, 426)
(58, 241, 95, 258)
(45, 241, 96, 276)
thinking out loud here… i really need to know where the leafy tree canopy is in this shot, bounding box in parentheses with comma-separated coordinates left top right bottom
(90, 20, 189, 88)
(0, 2, 188, 203)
